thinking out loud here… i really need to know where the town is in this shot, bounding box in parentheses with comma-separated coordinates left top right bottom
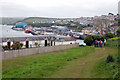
(0, 0, 120, 79)
(11, 13, 119, 36)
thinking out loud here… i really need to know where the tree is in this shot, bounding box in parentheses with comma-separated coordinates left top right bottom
(84, 35, 94, 46)
(104, 33, 115, 39)
(11, 41, 23, 50)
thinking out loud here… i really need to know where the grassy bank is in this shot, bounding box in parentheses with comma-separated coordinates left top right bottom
(106, 37, 119, 48)
(2, 39, 119, 78)
(91, 37, 119, 79)
(91, 52, 119, 78)
(2, 46, 94, 78)
(49, 47, 117, 78)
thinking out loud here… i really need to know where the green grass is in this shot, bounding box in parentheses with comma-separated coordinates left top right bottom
(49, 47, 118, 78)
(106, 38, 119, 49)
(2, 46, 94, 78)
(91, 51, 119, 78)
(2, 40, 119, 78)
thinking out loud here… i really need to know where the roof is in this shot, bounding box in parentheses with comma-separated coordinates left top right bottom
(16, 22, 27, 26)
(1, 36, 75, 42)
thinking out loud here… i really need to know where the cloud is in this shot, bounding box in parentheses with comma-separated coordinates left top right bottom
(0, 0, 119, 18)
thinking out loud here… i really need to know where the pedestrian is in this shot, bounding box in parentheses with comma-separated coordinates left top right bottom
(104, 39, 106, 46)
(100, 40, 103, 48)
(94, 40, 97, 47)
(97, 40, 100, 47)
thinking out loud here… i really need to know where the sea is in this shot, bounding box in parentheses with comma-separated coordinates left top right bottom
(0, 25, 33, 37)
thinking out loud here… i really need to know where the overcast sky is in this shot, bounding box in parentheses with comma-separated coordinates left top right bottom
(0, 0, 119, 18)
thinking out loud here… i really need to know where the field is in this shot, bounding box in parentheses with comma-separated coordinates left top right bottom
(2, 43, 119, 78)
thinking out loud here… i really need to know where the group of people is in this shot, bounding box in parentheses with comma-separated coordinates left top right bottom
(94, 39, 106, 48)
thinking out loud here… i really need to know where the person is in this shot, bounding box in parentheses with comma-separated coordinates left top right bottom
(97, 40, 100, 47)
(104, 39, 106, 46)
(100, 40, 103, 48)
(94, 40, 97, 47)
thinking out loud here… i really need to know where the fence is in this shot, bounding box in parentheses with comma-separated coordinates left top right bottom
(2, 44, 79, 60)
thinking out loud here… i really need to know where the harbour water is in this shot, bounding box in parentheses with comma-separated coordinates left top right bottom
(0, 25, 33, 37)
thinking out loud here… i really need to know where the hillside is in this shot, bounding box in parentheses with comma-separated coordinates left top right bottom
(0, 17, 59, 25)
(0, 17, 25, 25)
(2, 45, 119, 78)
(21, 17, 58, 23)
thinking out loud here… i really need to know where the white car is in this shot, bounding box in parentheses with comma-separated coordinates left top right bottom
(76, 40, 86, 46)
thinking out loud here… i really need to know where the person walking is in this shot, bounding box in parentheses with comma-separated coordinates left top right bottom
(104, 39, 106, 46)
(94, 40, 97, 47)
(97, 40, 100, 47)
(100, 40, 103, 48)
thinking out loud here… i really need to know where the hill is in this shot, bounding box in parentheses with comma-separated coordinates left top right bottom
(0, 17, 59, 25)
(0, 17, 25, 25)
(18, 17, 59, 24)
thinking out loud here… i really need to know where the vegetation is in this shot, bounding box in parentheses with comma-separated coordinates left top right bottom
(104, 33, 115, 39)
(11, 41, 23, 50)
(106, 37, 119, 48)
(92, 53, 119, 79)
(0, 17, 24, 25)
(92, 37, 119, 79)
(84, 35, 104, 46)
(2, 46, 118, 78)
(2, 47, 94, 78)
(22, 17, 57, 23)
(105, 55, 115, 63)
(116, 29, 120, 36)
(84, 35, 94, 46)
(84, 33, 116, 46)
(2, 45, 9, 51)
(34, 42, 40, 47)
(2, 37, 119, 78)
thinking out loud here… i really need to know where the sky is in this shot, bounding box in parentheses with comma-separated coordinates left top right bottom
(0, 0, 119, 18)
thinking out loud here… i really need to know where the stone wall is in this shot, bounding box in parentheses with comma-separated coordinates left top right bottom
(2, 44, 79, 60)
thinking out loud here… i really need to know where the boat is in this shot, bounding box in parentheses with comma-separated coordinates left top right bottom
(25, 29, 31, 33)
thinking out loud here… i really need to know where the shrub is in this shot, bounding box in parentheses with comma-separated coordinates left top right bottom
(84, 35, 94, 46)
(11, 41, 23, 50)
(92, 35, 104, 41)
(116, 29, 120, 37)
(2, 45, 9, 51)
(34, 42, 40, 47)
(106, 55, 114, 63)
(104, 33, 115, 39)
